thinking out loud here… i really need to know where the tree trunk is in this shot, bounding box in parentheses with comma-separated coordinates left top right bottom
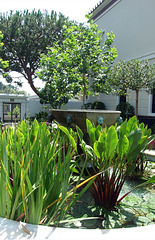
(82, 74, 86, 109)
(135, 89, 139, 118)
(21, 59, 40, 97)
(27, 74, 40, 97)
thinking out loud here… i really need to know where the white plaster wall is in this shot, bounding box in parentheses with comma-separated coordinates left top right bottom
(93, 0, 155, 116)
(94, 0, 155, 62)
(27, 96, 50, 118)
(21, 102, 27, 121)
(61, 100, 83, 110)
(127, 90, 149, 116)
(89, 94, 118, 110)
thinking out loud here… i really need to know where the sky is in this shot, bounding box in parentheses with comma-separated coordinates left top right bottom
(1, 0, 100, 95)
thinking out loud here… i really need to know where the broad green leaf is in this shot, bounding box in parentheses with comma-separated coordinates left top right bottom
(86, 119, 96, 144)
(95, 125, 102, 141)
(105, 126, 118, 160)
(126, 116, 138, 136)
(117, 135, 129, 160)
(94, 141, 105, 159)
(127, 128, 142, 151)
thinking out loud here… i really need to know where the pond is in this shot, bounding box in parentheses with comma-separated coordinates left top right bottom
(61, 166, 155, 229)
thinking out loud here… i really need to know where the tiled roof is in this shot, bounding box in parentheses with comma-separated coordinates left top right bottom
(89, 0, 105, 14)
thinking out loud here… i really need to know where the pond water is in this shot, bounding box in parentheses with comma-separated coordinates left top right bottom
(62, 168, 155, 229)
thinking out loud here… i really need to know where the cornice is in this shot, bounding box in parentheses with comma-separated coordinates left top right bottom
(90, 0, 119, 20)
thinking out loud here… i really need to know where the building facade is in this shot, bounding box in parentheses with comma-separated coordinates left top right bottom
(0, 94, 49, 123)
(89, 0, 155, 126)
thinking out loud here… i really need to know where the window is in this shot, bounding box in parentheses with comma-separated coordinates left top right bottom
(152, 88, 155, 113)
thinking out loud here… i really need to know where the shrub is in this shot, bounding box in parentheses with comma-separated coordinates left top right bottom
(84, 102, 92, 109)
(116, 102, 134, 120)
(91, 101, 106, 110)
(35, 111, 49, 122)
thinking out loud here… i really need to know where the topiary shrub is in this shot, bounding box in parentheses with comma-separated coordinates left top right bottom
(116, 102, 135, 120)
(91, 101, 106, 110)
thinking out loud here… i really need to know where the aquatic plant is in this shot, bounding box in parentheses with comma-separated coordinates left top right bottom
(0, 119, 93, 225)
(77, 116, 154, 210)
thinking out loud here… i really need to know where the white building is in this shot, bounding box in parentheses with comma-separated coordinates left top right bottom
(0, 94, 49, 123)
(89, 0, 155, 126)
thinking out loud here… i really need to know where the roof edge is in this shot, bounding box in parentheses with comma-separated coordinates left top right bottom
(90, 0, 118, 21)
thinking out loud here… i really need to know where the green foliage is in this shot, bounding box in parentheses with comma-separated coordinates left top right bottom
(0, 119, 93, 225)
(77, 116, 152, 210)
(38, 43, 80, 108)
(116, 102, 135, 120)
(91, 101, 106, 110)
(0, 82, 26, 94)
(0, 31, 9, 75)
(38, 21, 117, 108)
(0, 10, 69, 95)
(12, 106, 20, 116)
(35, 111, 49, 122)
(107, 59, 155, 116)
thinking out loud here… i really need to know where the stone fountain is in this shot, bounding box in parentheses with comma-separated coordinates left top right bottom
(50, 109, 121, 134)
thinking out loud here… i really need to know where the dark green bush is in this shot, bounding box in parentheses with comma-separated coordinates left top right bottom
(116, 102, 134, 120)
(35, 111, 49, 122)
(84, 102, 92, 109)
(91, 101, 106, 110)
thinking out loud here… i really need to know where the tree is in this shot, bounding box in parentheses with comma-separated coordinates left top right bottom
(0, 10, 69, 96)
(38, 44, 80, 108)
(38, 18, 117, 108)
(0, 31, 8, 74)
(0, 81, 26, 94)
(107, 59, 155, 117)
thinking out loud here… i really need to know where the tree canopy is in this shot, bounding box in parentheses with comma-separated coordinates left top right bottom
(38, 19, 117, 108)
(0, 9, 70, 96)
(107, 59, 155, 116)
(0, 31, 9, 73)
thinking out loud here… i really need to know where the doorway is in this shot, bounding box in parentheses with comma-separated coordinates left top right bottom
(3, 103, 21, 122)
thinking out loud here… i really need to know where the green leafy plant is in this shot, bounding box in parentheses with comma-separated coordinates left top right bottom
(35, 111, 49, 122)
(0, 119, 96, 225)
(116, 102, 135, 120)
(38, 19, 117, 108)
(77, 116, 154, 211)
(12, 106, 20, 118)
(0, 31, 9, 77)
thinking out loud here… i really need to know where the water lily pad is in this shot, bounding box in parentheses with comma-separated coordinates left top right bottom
(137, 216, 151, 226)
(146, 213, 155, 221)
